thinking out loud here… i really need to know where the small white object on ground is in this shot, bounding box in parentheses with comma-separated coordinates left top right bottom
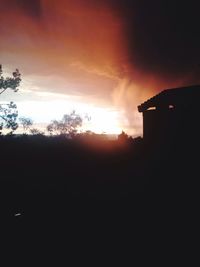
(14, 213, 21, 217)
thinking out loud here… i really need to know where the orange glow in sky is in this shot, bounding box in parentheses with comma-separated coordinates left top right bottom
(0, 0, 160, 136)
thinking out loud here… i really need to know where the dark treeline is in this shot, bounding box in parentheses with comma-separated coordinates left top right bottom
(1, 134, 146, 203)
(1, 133, 198, 212)
(1, 133, 199, 260)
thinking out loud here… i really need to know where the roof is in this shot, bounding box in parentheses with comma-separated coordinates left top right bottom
(138, 85, 200, 112)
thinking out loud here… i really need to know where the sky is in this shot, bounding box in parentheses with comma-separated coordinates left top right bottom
(1, 0, 200, 135)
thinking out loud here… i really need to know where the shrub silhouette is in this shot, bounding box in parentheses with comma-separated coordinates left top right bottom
(0, 64, 21, 134)
(47, 110, 83, 137)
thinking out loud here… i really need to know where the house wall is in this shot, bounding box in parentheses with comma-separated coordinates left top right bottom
(143, 108, 186, 142)
(140, 86, 200, 145)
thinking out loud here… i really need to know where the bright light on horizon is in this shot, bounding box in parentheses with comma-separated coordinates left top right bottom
(16, 100, 123, 135)
(83, 108, 122, 134)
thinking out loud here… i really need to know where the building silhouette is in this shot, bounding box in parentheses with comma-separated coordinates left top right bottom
(138, 85, 200, 143)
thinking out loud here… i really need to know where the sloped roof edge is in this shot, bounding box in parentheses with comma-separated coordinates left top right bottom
(138, 85, 200, 112)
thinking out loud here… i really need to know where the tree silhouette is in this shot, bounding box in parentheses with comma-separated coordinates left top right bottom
(118, 131, 129, 143)
(47, 110, 83, 137)
(30, 128, 44, 136)
(0, 102, 18, 134)
(0, 65, 21, 134)
(19, 117, 33, 134)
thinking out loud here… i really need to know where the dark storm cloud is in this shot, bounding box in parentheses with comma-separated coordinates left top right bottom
(108, 0, 200, 83)
(3, 0, 199, 84)
(0, 0, 42, 18)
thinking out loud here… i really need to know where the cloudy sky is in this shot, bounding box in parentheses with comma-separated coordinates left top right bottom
(1, 0, 200, 135)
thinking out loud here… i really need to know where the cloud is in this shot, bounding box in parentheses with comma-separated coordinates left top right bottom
(1, 0, 200, 86)
(1, 0, 200, 135)
(0, 0, 42, 18)
(109, 0, 200, 84)
(0, 0, 125, 97)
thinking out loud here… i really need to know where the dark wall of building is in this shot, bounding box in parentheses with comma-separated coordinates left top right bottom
(143, 106, 198, 144)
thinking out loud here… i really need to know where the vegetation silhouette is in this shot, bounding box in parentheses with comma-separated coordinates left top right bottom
(47, 110, 83, 137)
(19, 116, 33, 134)
(0, 65, 21, 135)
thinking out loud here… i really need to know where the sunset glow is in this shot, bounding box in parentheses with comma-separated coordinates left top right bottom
(15, 97, 123, 134)
(1, 0, 198, 137)
(0, 0, 147, 137)
(83, 108, 122, 134)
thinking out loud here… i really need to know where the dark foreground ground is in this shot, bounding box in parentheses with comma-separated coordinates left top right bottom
(0, 135, 199, 261)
